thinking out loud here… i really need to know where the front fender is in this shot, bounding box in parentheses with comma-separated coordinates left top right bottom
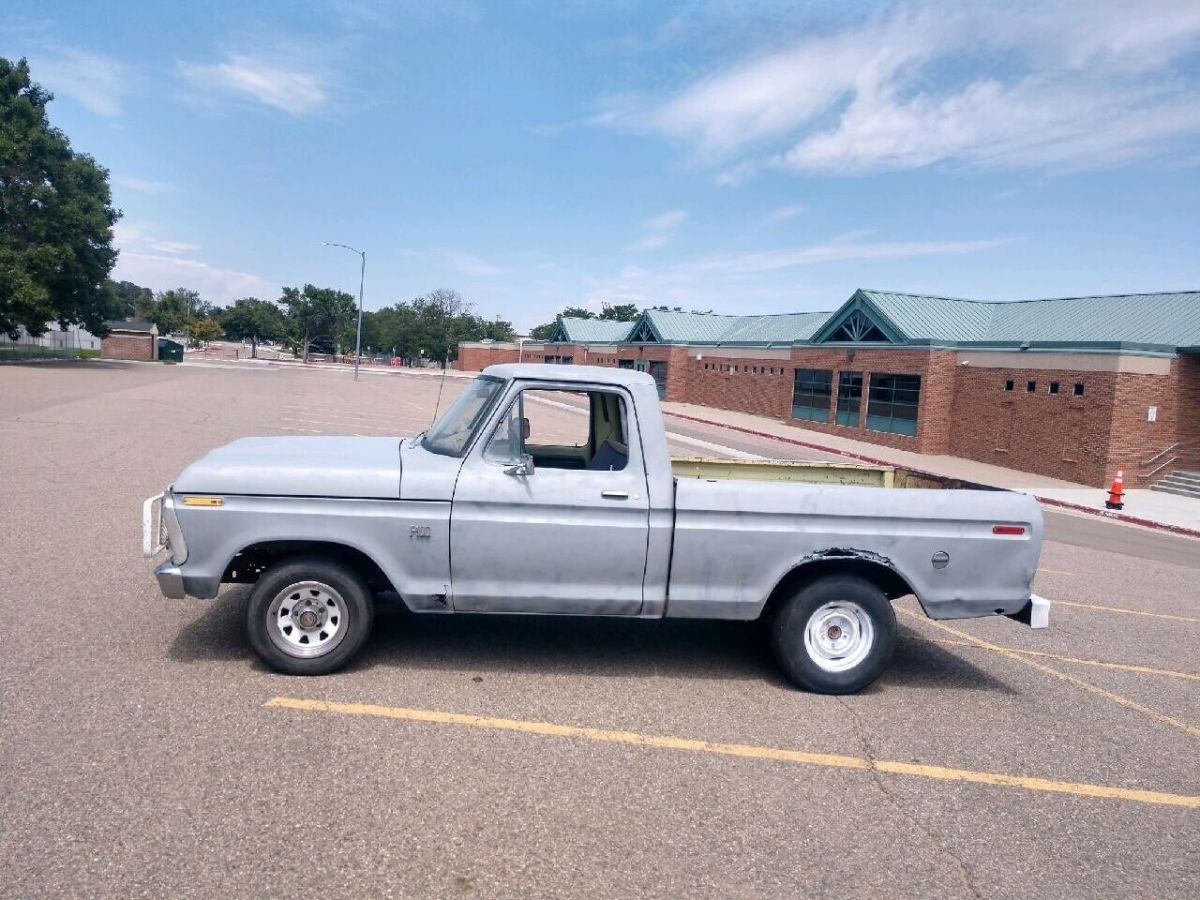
(171, 495, 450, 609)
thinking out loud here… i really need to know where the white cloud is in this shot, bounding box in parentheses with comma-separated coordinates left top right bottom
(113, 223, 272, 302)
(611, 1, 1200, 176)
(35, 47, 129, 117)
(584, 229, 1010, 309)
(627, 208, 688, 251)
(113, 175, 174, 194)
(402, 248, 510, 277)
(768, 204, 805, 222)
(683, 233, 1014, 276)
(178, 53, 327, 115)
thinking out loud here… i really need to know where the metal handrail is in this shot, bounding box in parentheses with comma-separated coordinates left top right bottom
(1140, 456, 1180, 480)
(1142, 442, 1181, 466)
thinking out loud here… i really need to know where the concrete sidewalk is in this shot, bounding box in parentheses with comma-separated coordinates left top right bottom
(662, 401, 1200, 536)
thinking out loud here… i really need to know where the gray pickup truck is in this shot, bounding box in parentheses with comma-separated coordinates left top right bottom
(145, 363, 1047, 693)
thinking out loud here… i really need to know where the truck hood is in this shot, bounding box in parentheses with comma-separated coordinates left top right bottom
(173, 436, 402, 499)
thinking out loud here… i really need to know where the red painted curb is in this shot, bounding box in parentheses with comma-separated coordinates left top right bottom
(663, 410, 1200, 540)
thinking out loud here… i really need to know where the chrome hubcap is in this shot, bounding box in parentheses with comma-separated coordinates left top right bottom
(803, 601, 875, 673)
(266, 581, 347, 659)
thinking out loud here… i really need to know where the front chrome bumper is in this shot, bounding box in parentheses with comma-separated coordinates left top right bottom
(155, 561, 187, 599)
(1006, 594, 1050, 629)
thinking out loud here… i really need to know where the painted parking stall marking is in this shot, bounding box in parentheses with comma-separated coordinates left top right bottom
(265, 697, 1200, 809)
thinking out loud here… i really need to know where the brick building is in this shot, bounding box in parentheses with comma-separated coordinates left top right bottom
(457, 289, 1200, 488)
(101, 321, 159, 361)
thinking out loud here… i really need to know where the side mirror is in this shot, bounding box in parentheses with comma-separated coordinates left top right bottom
(504, 453, 535, 477)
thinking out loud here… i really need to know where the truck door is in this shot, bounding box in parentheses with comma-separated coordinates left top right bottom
(449, 384, 650, 615)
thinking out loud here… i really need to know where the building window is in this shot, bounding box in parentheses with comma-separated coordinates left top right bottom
(867, 373, 920, 436)
(1026, 380, 1037, 393)
(836, 371, 863, 427)
(792, 368, 833, 423)
(1048, 381, 1060, 395)
(1074, 382, 1085, 396)
(618, 359, 634, 369)
(1004, 379, 1014, 392)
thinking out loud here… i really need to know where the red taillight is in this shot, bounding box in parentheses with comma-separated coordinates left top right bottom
(992, 525, 1026, 535)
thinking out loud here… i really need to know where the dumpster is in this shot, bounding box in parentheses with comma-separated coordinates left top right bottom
(158, 337, 184, 363)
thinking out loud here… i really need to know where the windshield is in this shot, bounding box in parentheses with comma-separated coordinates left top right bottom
(421, 375, 506, 457)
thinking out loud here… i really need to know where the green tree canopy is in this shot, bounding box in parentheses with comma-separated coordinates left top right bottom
(103, 279, 153, 321)
(188, 317, 222, 346)
(598, 302, 640, 321)
(134, 287, 199, 334)
(219, 297, 288, 357)
(0, 57, 121, 339)
(360, 289, 514, 365)
(280, 284, 357, 359)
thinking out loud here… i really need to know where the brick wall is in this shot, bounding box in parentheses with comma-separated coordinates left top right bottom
(685, 355, 793, 418)
(949, 365, 1119, 485)
(1175, 355, 1200, 473)
(457, 345, 518, 371)
(101, 333, 155, 361)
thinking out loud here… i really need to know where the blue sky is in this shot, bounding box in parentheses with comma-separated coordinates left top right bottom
(6, 1, 1200, 331)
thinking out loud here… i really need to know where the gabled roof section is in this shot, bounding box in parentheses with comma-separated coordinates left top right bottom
(549, 316, 636, 343)
(811, 291, 906, 344)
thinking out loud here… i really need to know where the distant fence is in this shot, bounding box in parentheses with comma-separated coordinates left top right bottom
(0, 328, 91, 361)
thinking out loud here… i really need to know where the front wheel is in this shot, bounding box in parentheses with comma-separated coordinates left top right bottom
(769, 575, 896, 694)
(246, 557, 374, 675)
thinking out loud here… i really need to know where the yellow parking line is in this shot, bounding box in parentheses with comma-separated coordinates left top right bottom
(1053, 600, 1200, 624)
(911, 637, 1200, 682)
(1037, 568, 1075, 576)
(896, 609, 1200, 739)
(264, 697, 1200, 809)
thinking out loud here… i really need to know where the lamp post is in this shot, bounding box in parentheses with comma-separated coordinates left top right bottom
(322, 241, 366, 381)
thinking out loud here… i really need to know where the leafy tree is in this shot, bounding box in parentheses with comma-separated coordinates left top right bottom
(359, 290, 512, 366)
(220, 297, 288, 358)
(0, 57, 121, 340)
(280, 284, 357, 361)
(103, 279, 153, 320)
(138, 287, 199, 334)
(598, 302, 640, 321)
(188, 317, 222, 347)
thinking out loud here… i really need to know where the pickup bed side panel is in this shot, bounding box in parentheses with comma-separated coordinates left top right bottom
(666, 480, 1042, 620)
(171, 496, 452, 609)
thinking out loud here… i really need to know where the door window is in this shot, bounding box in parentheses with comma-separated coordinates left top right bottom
(484, 388, 629, 471)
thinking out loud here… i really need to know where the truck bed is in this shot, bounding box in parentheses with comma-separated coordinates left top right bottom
(672, 457, 896, 488)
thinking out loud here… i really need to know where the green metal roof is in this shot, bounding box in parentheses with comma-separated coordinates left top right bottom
(634, 308, 831, 345)
(551, 317, 636, 343)
(547, 290, 1200, 354)
(819, 289, 1200, 352)
(985, 293, 1200, 347)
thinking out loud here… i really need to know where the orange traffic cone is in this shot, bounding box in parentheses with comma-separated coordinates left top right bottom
(1105, 469, 1125, 510)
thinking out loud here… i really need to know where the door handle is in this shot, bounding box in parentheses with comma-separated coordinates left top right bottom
(601, 490, 630, 500)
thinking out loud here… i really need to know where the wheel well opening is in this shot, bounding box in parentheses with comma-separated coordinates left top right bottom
(760, 556, 915, 621)
(222, 541, 396, 593)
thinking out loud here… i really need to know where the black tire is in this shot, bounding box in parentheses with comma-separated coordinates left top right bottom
(246, 556, 374, 675)
(769, 574, 896, 694)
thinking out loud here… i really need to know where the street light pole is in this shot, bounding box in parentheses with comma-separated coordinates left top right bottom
(322, 241, 366, 381)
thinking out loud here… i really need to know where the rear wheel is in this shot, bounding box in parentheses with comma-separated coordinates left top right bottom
(770, 575, 896, 694)
(246, 557, 374, 675)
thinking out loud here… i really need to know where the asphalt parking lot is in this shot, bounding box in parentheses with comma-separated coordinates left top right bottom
(2, 359, 1197, 898)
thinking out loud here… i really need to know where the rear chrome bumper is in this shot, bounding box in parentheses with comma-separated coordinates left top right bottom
(1005, 594, 1050, 629)
(155, 561, 187, 599)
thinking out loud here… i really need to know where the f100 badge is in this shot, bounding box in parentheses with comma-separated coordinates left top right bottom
(409, 525, 432, 541)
